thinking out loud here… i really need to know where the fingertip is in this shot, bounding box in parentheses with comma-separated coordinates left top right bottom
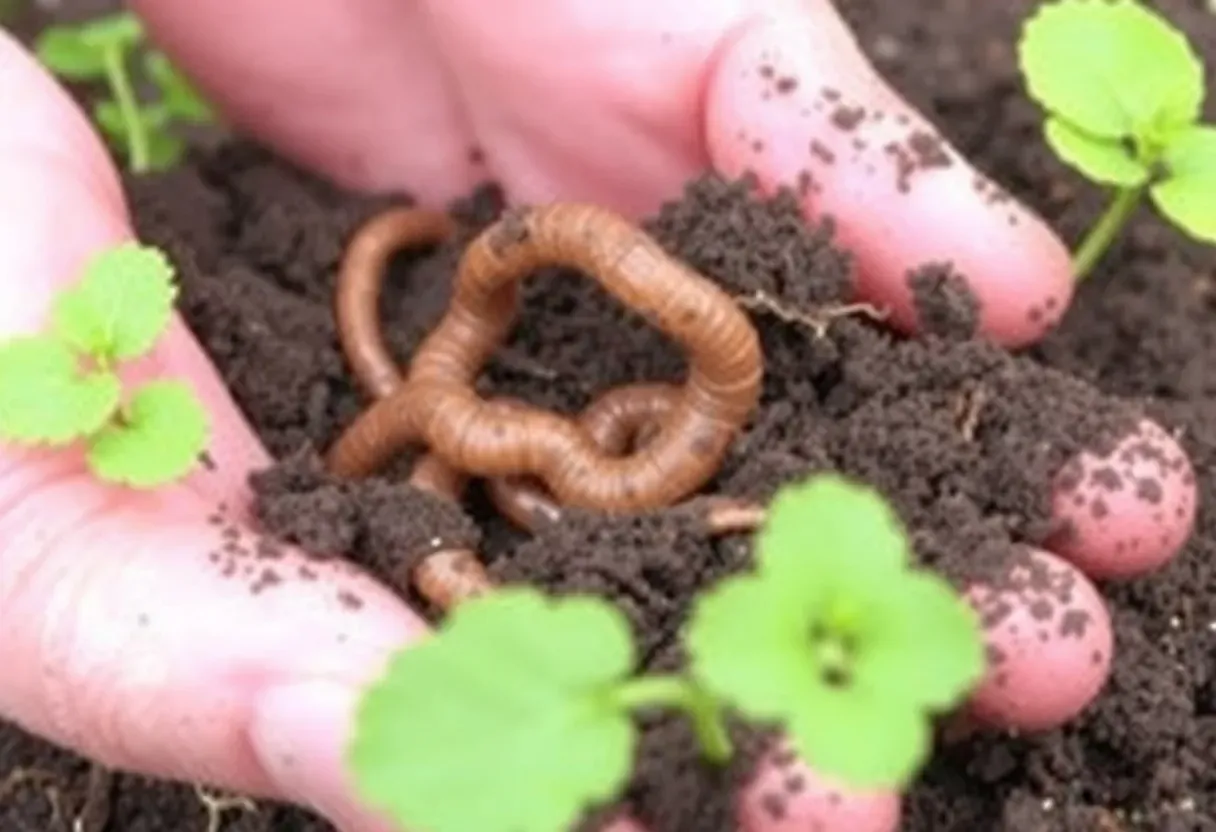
(703, 14, 1074, 347)
(965, 548, 1112, 732)
(1049, 418, 1198, 579)
(738, 740, 901, 832)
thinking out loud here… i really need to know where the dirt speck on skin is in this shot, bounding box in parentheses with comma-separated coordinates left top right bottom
(908, 262, 980, 341)
(830, 104, 867, 130)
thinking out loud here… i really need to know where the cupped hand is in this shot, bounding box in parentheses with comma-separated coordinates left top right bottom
(0, 2, 1197, 831)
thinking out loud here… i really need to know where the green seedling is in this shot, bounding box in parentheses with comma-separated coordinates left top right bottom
(35, 12, 216, 173)
(1019, 0, 1216, 280)
(0, 243, 209, 487)
(348, 474, 985, 832)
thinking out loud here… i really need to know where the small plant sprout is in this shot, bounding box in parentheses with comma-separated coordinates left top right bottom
(1019, 0, 1216, 280)
(35, 12, 216, 173)
(348, 474, 985, 832)
(0, 243, 209, 488)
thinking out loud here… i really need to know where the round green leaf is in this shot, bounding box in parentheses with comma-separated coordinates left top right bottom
(1019, 0, 1203, 138)
(35, 27, 107, 79)
(0, 336, 120, 444)
(788, 684, 931, 789)
(1151, 125, 1216, 243)
(52, 243, 178, 361)
(687, 574, 821, 720)
(756, 474, 910, 578)
(850, 572, 985, 711)
(349, 589, 638, 832)
(1044, 116, 1150, 186)
(86, 380, 208, 487)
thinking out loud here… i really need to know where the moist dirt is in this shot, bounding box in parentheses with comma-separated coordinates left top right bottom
(4, 0, 1216, 829)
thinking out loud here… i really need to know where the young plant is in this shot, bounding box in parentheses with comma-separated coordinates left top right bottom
(348, 474, 985, 832)
(35, 12, 216, 173)
(0, 243, 210, 487)
(1019, 0, 1216, 280)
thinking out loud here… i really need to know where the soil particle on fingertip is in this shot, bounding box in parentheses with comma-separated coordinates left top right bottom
(908, 262, 981, 340)
(831, 104, 867, 130)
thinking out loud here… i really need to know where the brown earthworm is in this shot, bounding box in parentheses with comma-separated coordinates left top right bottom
(408, 391, 767, 613)
(330, 206, 493, 610)
(335, 206, 455, 399)
(326, 202, 765, 513)
(486, 383, 768, 535)
(401, 452, 495, 611)
(485, 382, 678, 529)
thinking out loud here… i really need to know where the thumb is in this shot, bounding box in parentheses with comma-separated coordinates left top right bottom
(0, 31, 423, 829)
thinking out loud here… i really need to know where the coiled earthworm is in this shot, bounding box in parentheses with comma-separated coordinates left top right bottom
(326, 202, 765, 513)
(486, 384, 768, 534)
(484, 382, 678, 529)
(335, 206, 456, 399)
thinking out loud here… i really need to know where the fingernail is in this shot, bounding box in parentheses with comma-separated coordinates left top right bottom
(249, 680, 397, 832)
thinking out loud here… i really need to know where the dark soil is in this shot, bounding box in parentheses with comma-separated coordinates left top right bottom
(5, 0, 1216, 830)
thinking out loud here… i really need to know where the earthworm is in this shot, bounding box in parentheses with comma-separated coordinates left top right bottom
(487, 383, 768, 534)
(335, 206, 455, 399)
(485, 382, 678, 529)
(402, 452, 494, 611)
(326, 202, 765, 513)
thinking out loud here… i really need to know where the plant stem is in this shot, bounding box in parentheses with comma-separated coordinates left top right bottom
(101, 45, 149, 173)
(1072, 186, 1143, 281)
(613, 675, 734, 764)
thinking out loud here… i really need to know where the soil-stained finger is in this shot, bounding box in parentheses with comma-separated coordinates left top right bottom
(964, 547, 1113, 732)
(1048, 418, 1198, 580)
(703, 14, 1074, 347)
(738, 740, 901, 832)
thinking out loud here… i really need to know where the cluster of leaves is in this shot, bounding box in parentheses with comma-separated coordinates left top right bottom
(0, 244, 209, 487)
(348, 474, 985, 832)
(1019, 0, 1216, 279)
(35, 12, 215, 173)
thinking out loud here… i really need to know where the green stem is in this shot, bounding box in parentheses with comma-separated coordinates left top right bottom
(1072, 186, 1144, 281)
(613, 675, 734, 764)
(101, 45, 149, 173)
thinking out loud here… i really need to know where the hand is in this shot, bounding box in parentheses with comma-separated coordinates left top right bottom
(0, 2, 1196, 832)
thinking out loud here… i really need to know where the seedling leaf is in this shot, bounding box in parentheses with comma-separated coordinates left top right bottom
(1044, 116, 1150, 186)
(754, 473, 909, 575)
(849, 571, 985, 710)
(75, 12, 144, 52)
(1019, 0, 1203, 139)
(53, 243, 177, 361)
(0, 336, 120, 444)
(144, 52, 215, 123)
(687, 475, 984, 788)
(349, 588, 638, 832)
(86, 380, 208, 486)
(144, 126, 188, 172)
(1151, 125, 1216, 242)
(35, 26, 108, 79)
(92, 100, 128, 143)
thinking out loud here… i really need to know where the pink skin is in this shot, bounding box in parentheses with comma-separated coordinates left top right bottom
(738, 742, 901, 832)
(704, 14, 1075, 348)
(1049, 419, 1198, 580)
(965, 549, 1114, 732)
(0, 1, 1198, 830)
